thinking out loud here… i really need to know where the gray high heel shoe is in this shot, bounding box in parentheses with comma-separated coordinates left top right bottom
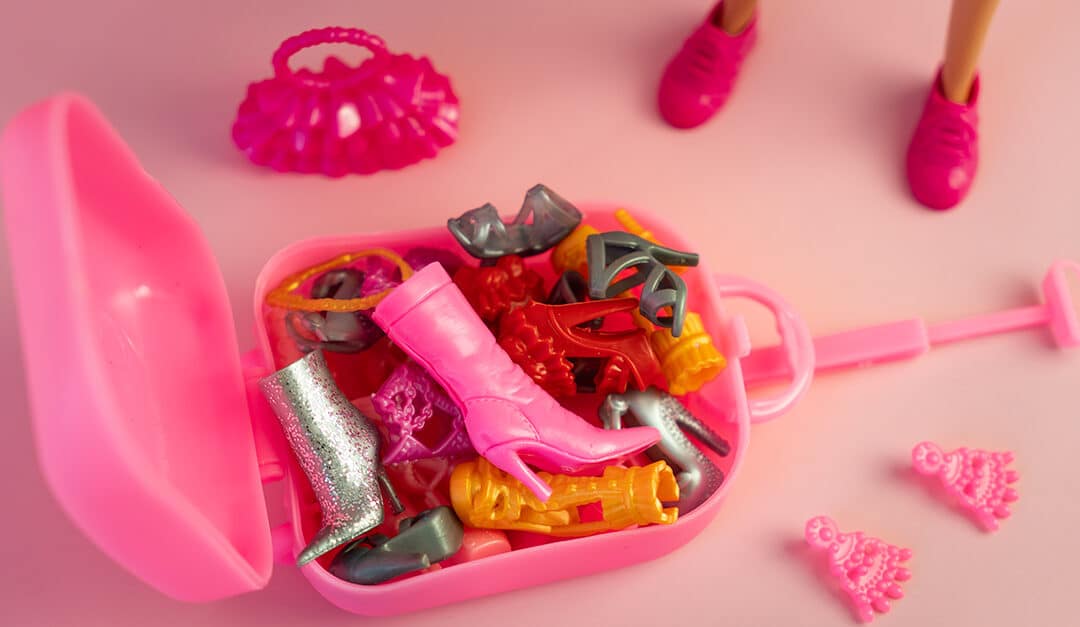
(600, 387, 729, 513)
(447, 184, 582, 259)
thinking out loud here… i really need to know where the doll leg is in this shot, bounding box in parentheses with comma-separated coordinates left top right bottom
(657, 1, 760, 129)
(719, 0, 757, 35)
(903, 0, 999, 210)
(942, 0, 1001, 103)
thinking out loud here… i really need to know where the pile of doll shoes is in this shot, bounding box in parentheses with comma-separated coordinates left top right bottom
(260, 184, 735, 585)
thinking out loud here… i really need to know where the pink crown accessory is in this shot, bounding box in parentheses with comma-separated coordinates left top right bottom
(805, 516, 912, 623)
(912, 441, 1019, 531)
(232, 27, 459, 177)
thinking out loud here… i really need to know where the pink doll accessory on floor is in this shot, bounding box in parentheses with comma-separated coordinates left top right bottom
(371, 262, 661, 501)
(371, 361, 473, 464)
(911, 442, 1018, 531)
(906, 69, 980, 210)
(657, 1, 758, 129)
(805, 516, 912, 623)
(232, 26, 459, 177)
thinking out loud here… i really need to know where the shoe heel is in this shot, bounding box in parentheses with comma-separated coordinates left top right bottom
(483, 445, 554, 502)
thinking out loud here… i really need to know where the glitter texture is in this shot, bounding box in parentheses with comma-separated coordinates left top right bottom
(260, 351, 387, 566)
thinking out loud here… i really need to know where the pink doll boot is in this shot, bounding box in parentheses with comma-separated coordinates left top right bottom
(372, 263, 660, 501)
(657, 1, 758, 129)
(905, 70, 980, 210)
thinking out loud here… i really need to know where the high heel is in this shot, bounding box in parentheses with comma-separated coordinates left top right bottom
(498, 298, 666, 397)
(447, 184, 583, 259)
(260, 351, 403, 566)
(586, 231, 699, 336)
(372, 263, 661, 501)
(600, 388, 729, 513)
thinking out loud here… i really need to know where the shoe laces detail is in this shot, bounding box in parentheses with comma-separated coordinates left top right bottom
(917, 111, 976, 162)
(676, 33, 736, 90)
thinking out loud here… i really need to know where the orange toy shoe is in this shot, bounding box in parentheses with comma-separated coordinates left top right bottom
(450, 457, 679, 537)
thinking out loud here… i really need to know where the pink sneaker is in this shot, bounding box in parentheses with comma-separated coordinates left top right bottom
(657, 2, 757, 129)
(905, 71, 980, 210)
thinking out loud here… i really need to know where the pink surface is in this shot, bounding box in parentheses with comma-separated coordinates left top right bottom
(1, 1, 1079, 626)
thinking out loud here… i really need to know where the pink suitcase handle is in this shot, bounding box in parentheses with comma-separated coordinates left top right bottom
(713, 274, 815, 423)
(739, 259, 1080, 385)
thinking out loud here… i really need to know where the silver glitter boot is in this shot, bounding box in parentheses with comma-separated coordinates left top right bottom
(260, 351, 402, 566)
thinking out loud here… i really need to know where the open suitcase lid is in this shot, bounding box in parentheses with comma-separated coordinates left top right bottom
(0, 94, 273, 601)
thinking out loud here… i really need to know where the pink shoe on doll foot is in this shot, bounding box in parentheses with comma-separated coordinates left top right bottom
(657, 1, 757, 129)
(906, 70, 980, 210)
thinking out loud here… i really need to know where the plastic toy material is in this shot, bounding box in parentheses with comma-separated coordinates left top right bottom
(546, 270, 603, 330)
(657, 1, 758, 129)
(550, 223, 599, 277)
(442, 528, 512, 566)
(329, 506, 464, 585)
(498, 298, 667, 397)
(232, 26, 459, 176)
(613, 209, 686, 275)
(383, 457, 454, 511)
(451, 457, 679, 537)
(452, 255, 545, 323)
(2, 92, 818, 613)
(608, 210, 725, 392)
(371, 361, 473, 464)
(647, 312, 726, 395)
(586, 232, 699, 336)
(911, 442, 1018, 531)
(260, 351, 403, 565)
(266, 248, 413, 313)
(740, 259, 1080, 386)
(447, 184, 583, 259)
(601, 388, 728, 513)
(371, 263, 661, 502)
(403, 247, 465, 277)
(906, 70, 980, 211)
(322, 337, 407, 400)
(805, 516, 912, 623)
(285, 269, 385, 353)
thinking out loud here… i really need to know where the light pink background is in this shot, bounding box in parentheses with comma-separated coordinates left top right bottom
(2, 1, 1079, 625)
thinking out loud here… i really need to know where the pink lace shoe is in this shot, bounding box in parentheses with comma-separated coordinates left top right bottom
(905, 71, 980, 210)
(912, 442, 1018, 531)
(657, 2, 757, 129)
(805, 516, 912, 623)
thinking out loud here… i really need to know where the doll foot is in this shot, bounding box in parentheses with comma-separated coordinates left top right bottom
(906, 70, 980, 211)
(657, 1, 757, 129)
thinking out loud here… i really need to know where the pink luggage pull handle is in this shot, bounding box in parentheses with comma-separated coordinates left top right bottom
(741, 259, 1080, 385)
(712, 274, 815, 423)
(272, 27, 389, 89)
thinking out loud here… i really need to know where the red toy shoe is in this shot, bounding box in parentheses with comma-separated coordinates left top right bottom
(657, 1, 758, 129)
(498, 298, 666, 397)
(906, 70, 981, 210)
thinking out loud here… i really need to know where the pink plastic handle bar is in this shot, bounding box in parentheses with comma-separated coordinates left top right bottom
(741, 259, 1080, 385)
(712, 274, 815, 423)
(271, 27, 389, 89)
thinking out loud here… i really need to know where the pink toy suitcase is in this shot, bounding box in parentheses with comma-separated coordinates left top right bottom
(0, 94, 814, 615)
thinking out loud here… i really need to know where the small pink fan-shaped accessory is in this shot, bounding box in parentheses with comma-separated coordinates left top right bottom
(371, 361, 474, 465)
(232, 27, 459, 176)
(805, 516, 912, 623)
(912, 441, 1019, 531)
